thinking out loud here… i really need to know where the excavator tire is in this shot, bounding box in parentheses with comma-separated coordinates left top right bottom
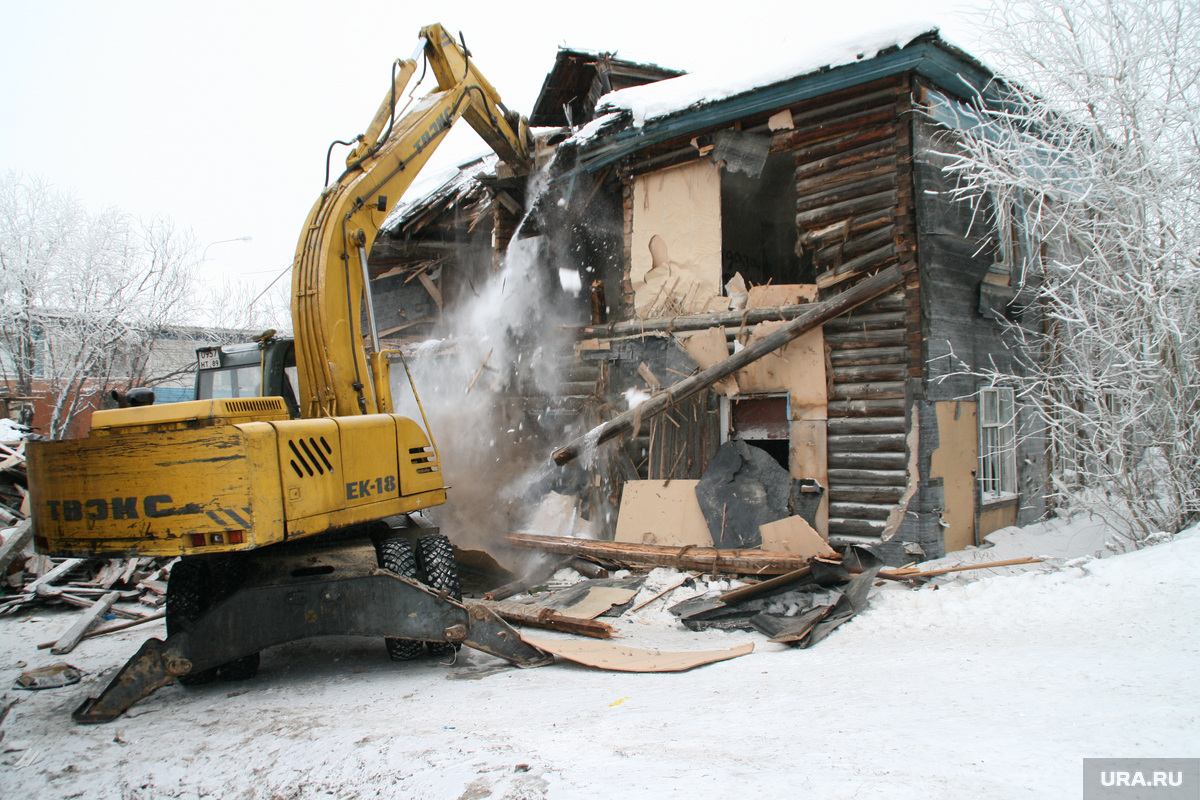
(379, 537, 425, 661)
(166, 558, 219, 686)
(417, 533, 463, 658)
(214, 556, 260, 682)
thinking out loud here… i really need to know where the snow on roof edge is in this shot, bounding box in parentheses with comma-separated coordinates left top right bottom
(598, 21, 940, 129)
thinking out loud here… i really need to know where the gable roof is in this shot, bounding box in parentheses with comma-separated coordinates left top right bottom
(566, 26, 1001, 176)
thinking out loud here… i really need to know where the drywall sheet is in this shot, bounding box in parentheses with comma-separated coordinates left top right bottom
(678, 327, 738, 397)
(929, 401, 978, 551)
(790, 419, 829, 535)
(522, 491, 579, 537)
(523, 637, 754, 672)
(734, 322, 827, 420)
(747, 284, 818, 308)
(557, 587, 640, 620)
(615, 480, 714, 547)
(759, 515, 838, 557)
(631, 160, 722, 317)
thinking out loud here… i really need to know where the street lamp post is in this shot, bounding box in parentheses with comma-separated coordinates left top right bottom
(202, 235, 252, 262)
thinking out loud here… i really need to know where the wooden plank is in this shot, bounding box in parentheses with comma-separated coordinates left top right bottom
(477, 600, 616, 639)
(506, 533, 814, 575)
(26, 558, 86, 594)
(37, 610, 165, 650)
(553, 265, 904, 465)
(50, 591, 119, 655)
(57, 593, 144, 620)
(0, 519, 33, 573)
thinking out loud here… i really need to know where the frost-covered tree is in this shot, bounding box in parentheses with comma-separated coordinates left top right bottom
(0, 172, 200, 438)
(942, 0, 1200, 539)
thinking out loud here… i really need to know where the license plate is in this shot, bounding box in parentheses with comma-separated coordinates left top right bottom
(197, 349, 221, 370)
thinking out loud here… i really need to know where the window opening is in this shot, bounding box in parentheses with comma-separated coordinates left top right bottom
(979, 386, 1017, 501)
(721, 150, 807, 286)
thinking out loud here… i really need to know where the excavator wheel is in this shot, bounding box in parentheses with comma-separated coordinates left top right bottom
(417, 533, 463, 658)
(165, 558, 219, 686)
(214, 555, 260, 682)
(378, 537, 426, 661)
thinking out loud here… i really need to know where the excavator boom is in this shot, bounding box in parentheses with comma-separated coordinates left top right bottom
(292, 23, 531, 419)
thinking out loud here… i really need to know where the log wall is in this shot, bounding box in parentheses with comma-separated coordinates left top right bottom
(781, 74, 920, 544)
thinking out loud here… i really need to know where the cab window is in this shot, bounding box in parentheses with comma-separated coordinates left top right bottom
(199, 365, 263, 399)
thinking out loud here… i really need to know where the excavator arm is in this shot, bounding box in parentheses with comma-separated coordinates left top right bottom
(292, 23, 533, 419)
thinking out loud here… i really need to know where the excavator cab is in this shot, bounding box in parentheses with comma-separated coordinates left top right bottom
(195, 336, 300, 419)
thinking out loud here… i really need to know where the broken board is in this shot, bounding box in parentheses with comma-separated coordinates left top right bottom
(522, 637, 754, 672)
(615, 480, 714, 548)
(759, 515, 837, 557)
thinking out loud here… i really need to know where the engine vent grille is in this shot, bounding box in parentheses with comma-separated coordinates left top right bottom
(288, 436, 334, 478)
(223, 398, 288, 415)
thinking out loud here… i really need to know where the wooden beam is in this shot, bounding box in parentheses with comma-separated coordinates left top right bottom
(50, 591, 119, 655)
(506, 532, 814, 575)
(38, 609, 165, 650)
(553, 265, 904, 466)
(476, 600, 616, 639)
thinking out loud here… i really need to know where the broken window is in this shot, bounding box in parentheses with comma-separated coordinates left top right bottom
(979, 386, 1017, 502)
(722, 394, 790, 471)
(721, 150, 807, 287)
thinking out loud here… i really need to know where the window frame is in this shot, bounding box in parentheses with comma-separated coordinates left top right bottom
(979, 385, 1019, 503)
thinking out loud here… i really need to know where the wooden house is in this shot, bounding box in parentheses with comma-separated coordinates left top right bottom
(371, 28, 1048, 563)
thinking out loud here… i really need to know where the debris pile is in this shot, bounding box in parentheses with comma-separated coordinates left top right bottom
(0, 422, 31, 529)
(498, 529, 1043, 657)
(1, 528, 173, 655)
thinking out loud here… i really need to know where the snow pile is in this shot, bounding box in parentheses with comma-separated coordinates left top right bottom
(2, 524, 1197, 798)
(0, 418, 30, 444)
(599, 22, 937, 127)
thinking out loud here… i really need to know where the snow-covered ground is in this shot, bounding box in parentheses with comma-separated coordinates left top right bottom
(2, 517, 1197, 799)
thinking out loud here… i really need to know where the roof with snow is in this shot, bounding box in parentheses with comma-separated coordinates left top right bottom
(567, 24, 1000, 175)
(529, 48, 685, 128)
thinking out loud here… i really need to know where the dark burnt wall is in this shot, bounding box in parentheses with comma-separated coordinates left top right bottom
(911, 83, 1047, 540)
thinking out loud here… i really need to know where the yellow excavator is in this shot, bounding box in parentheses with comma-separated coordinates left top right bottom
(25, 24, 551, 723)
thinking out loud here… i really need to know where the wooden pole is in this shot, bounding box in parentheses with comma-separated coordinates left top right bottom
(552, 265, 904, 466)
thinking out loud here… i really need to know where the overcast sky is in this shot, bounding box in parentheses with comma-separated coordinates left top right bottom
(1, 0, 984, 298)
